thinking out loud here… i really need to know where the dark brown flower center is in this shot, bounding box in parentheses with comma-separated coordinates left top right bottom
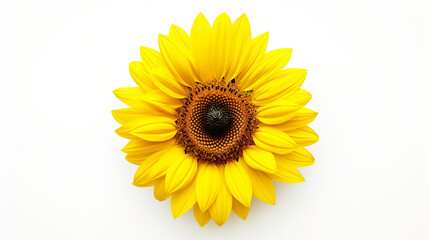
(176, 80, 257, 164)
(205, 103, 233, 137)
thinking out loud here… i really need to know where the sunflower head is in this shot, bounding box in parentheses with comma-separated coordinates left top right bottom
(113, 13, 318, 227)
(176, 80, 258, 164)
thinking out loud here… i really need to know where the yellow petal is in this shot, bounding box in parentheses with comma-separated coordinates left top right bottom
(257, 99, 302, 124)
(251, 68, 307, 105)
(122, 139, 175, 165)
(242, 161, 276, 205)
(165, 153, 198, 194)
(225, 13, 251, 81)
(232, 197, 249, 220)
(115, 112, 176, 139)
(194, 204, 211, 227)
(190, 13, 212, 83)
(271, 155, 305, 183)
(124, 153, 146, 165)
(242, 145, 276, 174)
(208, 165, 232, 226)
(112, 103, 170, 125)
(171, 176, 197, 218)
(112, 107, 154, 125)
(141, 89, 183, 115)
(113, 87, 144, 107)
(285, 88, 312, 106)
(116, 118, 159, 139)
(196, 163, 221, 212)
(286, 126, 319, 146)
(158, 34, 196, 87)
(271, 108, 318, 131)
(224, 160, 252, 207)
(253, 126, 297, 154)
(210, 13, 233, 81)
(243, 48, 293, 90)
(261, 48, 293, 72)
(134, 179, 157, 188)
(131, 116, 177, 142)
(140, 46, 165, 71)
(122, 138, 175, 154)
(150, 68, 189, 99)
(129, 62, 157, 92)
(169, 24, 190, 47)
(133, 148, 174, 186)
(237, 32, 269, 87)
(275, 147, 315, 167)
(153, 177, 170, 201)
(233, 13, 251, 37)
(130, 47, 164, 93)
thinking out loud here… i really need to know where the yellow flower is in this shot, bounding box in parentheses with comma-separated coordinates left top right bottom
(112, 13, 318, 227)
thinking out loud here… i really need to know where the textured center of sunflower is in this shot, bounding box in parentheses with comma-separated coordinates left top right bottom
(204, 103, 231, 137)
(176, 81, 258, 164)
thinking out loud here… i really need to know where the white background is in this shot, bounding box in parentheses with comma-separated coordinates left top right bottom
(1, 0, 429, 239)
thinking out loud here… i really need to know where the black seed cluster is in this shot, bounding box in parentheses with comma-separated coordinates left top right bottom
(204, 103, 231, 137)
(176, 80, 258, 164)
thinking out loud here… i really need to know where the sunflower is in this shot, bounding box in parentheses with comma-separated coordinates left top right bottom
(112, 13, 318, 227)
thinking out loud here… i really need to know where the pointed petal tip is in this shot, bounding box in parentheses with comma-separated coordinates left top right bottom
(215, 222, 224, 227)
(120, 145, 127, 153)
(171, 201, 186, 219)
(197, 221, 208, 227)
(216, 12, 232, 22)
(194, 204, 211, 227)
(114, 128, 121, 136)
(194, 13, 209, 25)
(295, 177, 306, 183)
(131, 181, 139, 187)
(158, 34, 168, 41)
